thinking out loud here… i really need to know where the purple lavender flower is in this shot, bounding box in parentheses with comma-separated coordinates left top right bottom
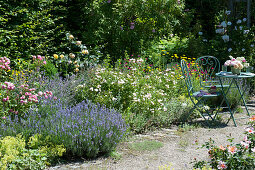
(130, 22, 135, 30)
(1, 98, 127, 158)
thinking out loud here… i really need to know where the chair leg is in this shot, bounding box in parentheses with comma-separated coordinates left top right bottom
(189, 99, 214, 126)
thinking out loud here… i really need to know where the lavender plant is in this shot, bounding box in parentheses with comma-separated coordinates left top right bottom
(36, 72, 86, 107)
(1, 99, 127, 158)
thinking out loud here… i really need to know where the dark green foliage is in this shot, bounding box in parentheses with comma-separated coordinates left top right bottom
(42, 60, 58, 77)
(64, 0, 187, 61)
(185, 0, 227, 38)
(0, 0, 66, 60)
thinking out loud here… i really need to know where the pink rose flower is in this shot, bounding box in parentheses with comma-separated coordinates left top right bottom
(38, 91, 43, 96)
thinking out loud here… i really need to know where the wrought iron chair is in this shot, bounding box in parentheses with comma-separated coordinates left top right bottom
(180, 59, 222, 125)
(195, 56, 229, 89)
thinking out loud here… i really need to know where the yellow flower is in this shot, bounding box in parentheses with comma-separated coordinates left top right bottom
(74, 61, 77, 64)
(69, 35, 74, 39)
(76, 41, 82, 46)
(53, 54, 58, 59)
(75, 68, 79, 72)
(82, 50, 89, 55)
(75, 64, 79, 68)
(69, 53, 75, 59)
(60, 54, 64, 59)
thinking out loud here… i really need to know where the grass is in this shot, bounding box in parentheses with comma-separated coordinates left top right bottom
(176, 123, 199, 135)
(128, 140, 163, 152)
(109, 151, 122, 161)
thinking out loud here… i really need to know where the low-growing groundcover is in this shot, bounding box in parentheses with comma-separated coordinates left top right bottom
(0, 134, 65, 170)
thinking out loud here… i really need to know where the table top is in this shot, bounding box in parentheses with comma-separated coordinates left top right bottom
(216, 71, 255, 78)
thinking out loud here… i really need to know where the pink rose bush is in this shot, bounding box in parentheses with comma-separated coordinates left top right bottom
(0, 57, 11, 70)
(1, 81, 54, 119)
(193, 115, 255, 169)
(0, 57, 55, 120)
(0, 57, 11, 80)
(31, 55, 47, 71)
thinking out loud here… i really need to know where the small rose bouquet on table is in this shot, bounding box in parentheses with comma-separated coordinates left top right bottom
(224, 56, 249, 74)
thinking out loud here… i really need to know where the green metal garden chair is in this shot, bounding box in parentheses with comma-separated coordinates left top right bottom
(195, 56, 229, 89)
(180, 59, 222, 125)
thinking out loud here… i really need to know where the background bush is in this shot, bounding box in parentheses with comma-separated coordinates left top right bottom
(0, 0, 66, 62)
(62, 0, 190, 61)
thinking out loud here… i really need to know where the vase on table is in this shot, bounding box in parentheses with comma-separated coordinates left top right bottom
(231, 67, 241, 75)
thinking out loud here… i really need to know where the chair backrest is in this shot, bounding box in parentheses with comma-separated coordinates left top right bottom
(195, 56, 220, 87)
(180, 59, 194, 95)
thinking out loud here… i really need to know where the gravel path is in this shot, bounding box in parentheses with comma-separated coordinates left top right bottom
(47, 111, 251, 170)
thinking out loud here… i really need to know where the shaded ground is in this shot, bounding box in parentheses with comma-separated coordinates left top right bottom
(48, 111, 251, 170)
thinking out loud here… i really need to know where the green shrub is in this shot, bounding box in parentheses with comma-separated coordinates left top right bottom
(0, 135, 25, 169)
(42, 60, 58, 78)
(154, 95, 196, 127)
(0, 0, 66, 61)
(50, 33, 100, 77)
(143, 36, 189, 68)
(65, 0, 189, 61)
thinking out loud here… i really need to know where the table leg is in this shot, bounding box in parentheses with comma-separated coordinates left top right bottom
(233, 78, 251, 116)
(218, 77, 237, 126)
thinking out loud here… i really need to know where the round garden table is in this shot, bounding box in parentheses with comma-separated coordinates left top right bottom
(216, 71, 255, 126)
